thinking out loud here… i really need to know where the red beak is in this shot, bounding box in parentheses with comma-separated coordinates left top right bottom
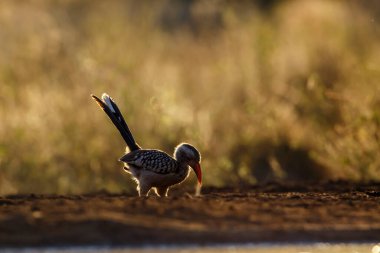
(192, 163, 202, 186)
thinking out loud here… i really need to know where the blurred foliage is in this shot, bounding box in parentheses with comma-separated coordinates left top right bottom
(0, 0, 380, 194)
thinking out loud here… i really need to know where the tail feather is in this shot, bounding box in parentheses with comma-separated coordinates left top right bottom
(102, 94, 117, 113)
(91, 94, 140, 151)
(101, 94, 138, 148)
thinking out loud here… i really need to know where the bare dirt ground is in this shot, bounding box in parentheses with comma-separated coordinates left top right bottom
(0, 181, 379, 247)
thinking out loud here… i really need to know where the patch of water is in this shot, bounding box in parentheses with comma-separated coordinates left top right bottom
(1, 243, 379, 253)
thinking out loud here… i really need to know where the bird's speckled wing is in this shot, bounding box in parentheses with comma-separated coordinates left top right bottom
(119, 150, 179, 174)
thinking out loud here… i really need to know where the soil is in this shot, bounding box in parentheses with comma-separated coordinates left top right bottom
(0, 181, 379, 247)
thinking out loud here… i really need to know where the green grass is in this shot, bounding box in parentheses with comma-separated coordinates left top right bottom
(1, 0, 380, 194)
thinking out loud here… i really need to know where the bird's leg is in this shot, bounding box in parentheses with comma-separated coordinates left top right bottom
(137, 183, 151, 197)
(156, 187, 169, 197)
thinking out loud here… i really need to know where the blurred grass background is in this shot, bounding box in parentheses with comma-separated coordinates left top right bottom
(1, 0, 380, 194)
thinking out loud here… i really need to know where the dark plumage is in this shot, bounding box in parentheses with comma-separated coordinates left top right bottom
(120, 150, 179, 174)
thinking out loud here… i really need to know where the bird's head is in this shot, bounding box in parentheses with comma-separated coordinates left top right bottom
(174, 143, 202, 185)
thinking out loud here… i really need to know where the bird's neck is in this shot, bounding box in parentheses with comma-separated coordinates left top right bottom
(177, 164, 191, 180)
(174, 153, 192, 177)
(175, 156, 189, 165)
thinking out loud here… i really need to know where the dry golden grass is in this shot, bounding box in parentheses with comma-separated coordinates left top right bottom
(0, 0, 380, 194)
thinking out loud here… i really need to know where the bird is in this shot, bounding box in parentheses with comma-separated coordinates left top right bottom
(91, 93, 202, 197)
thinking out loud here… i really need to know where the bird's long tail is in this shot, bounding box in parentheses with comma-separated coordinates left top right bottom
(91, 93, 141, 151)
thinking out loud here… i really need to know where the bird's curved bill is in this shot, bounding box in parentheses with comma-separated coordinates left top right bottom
(192, 163, 202, 186)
